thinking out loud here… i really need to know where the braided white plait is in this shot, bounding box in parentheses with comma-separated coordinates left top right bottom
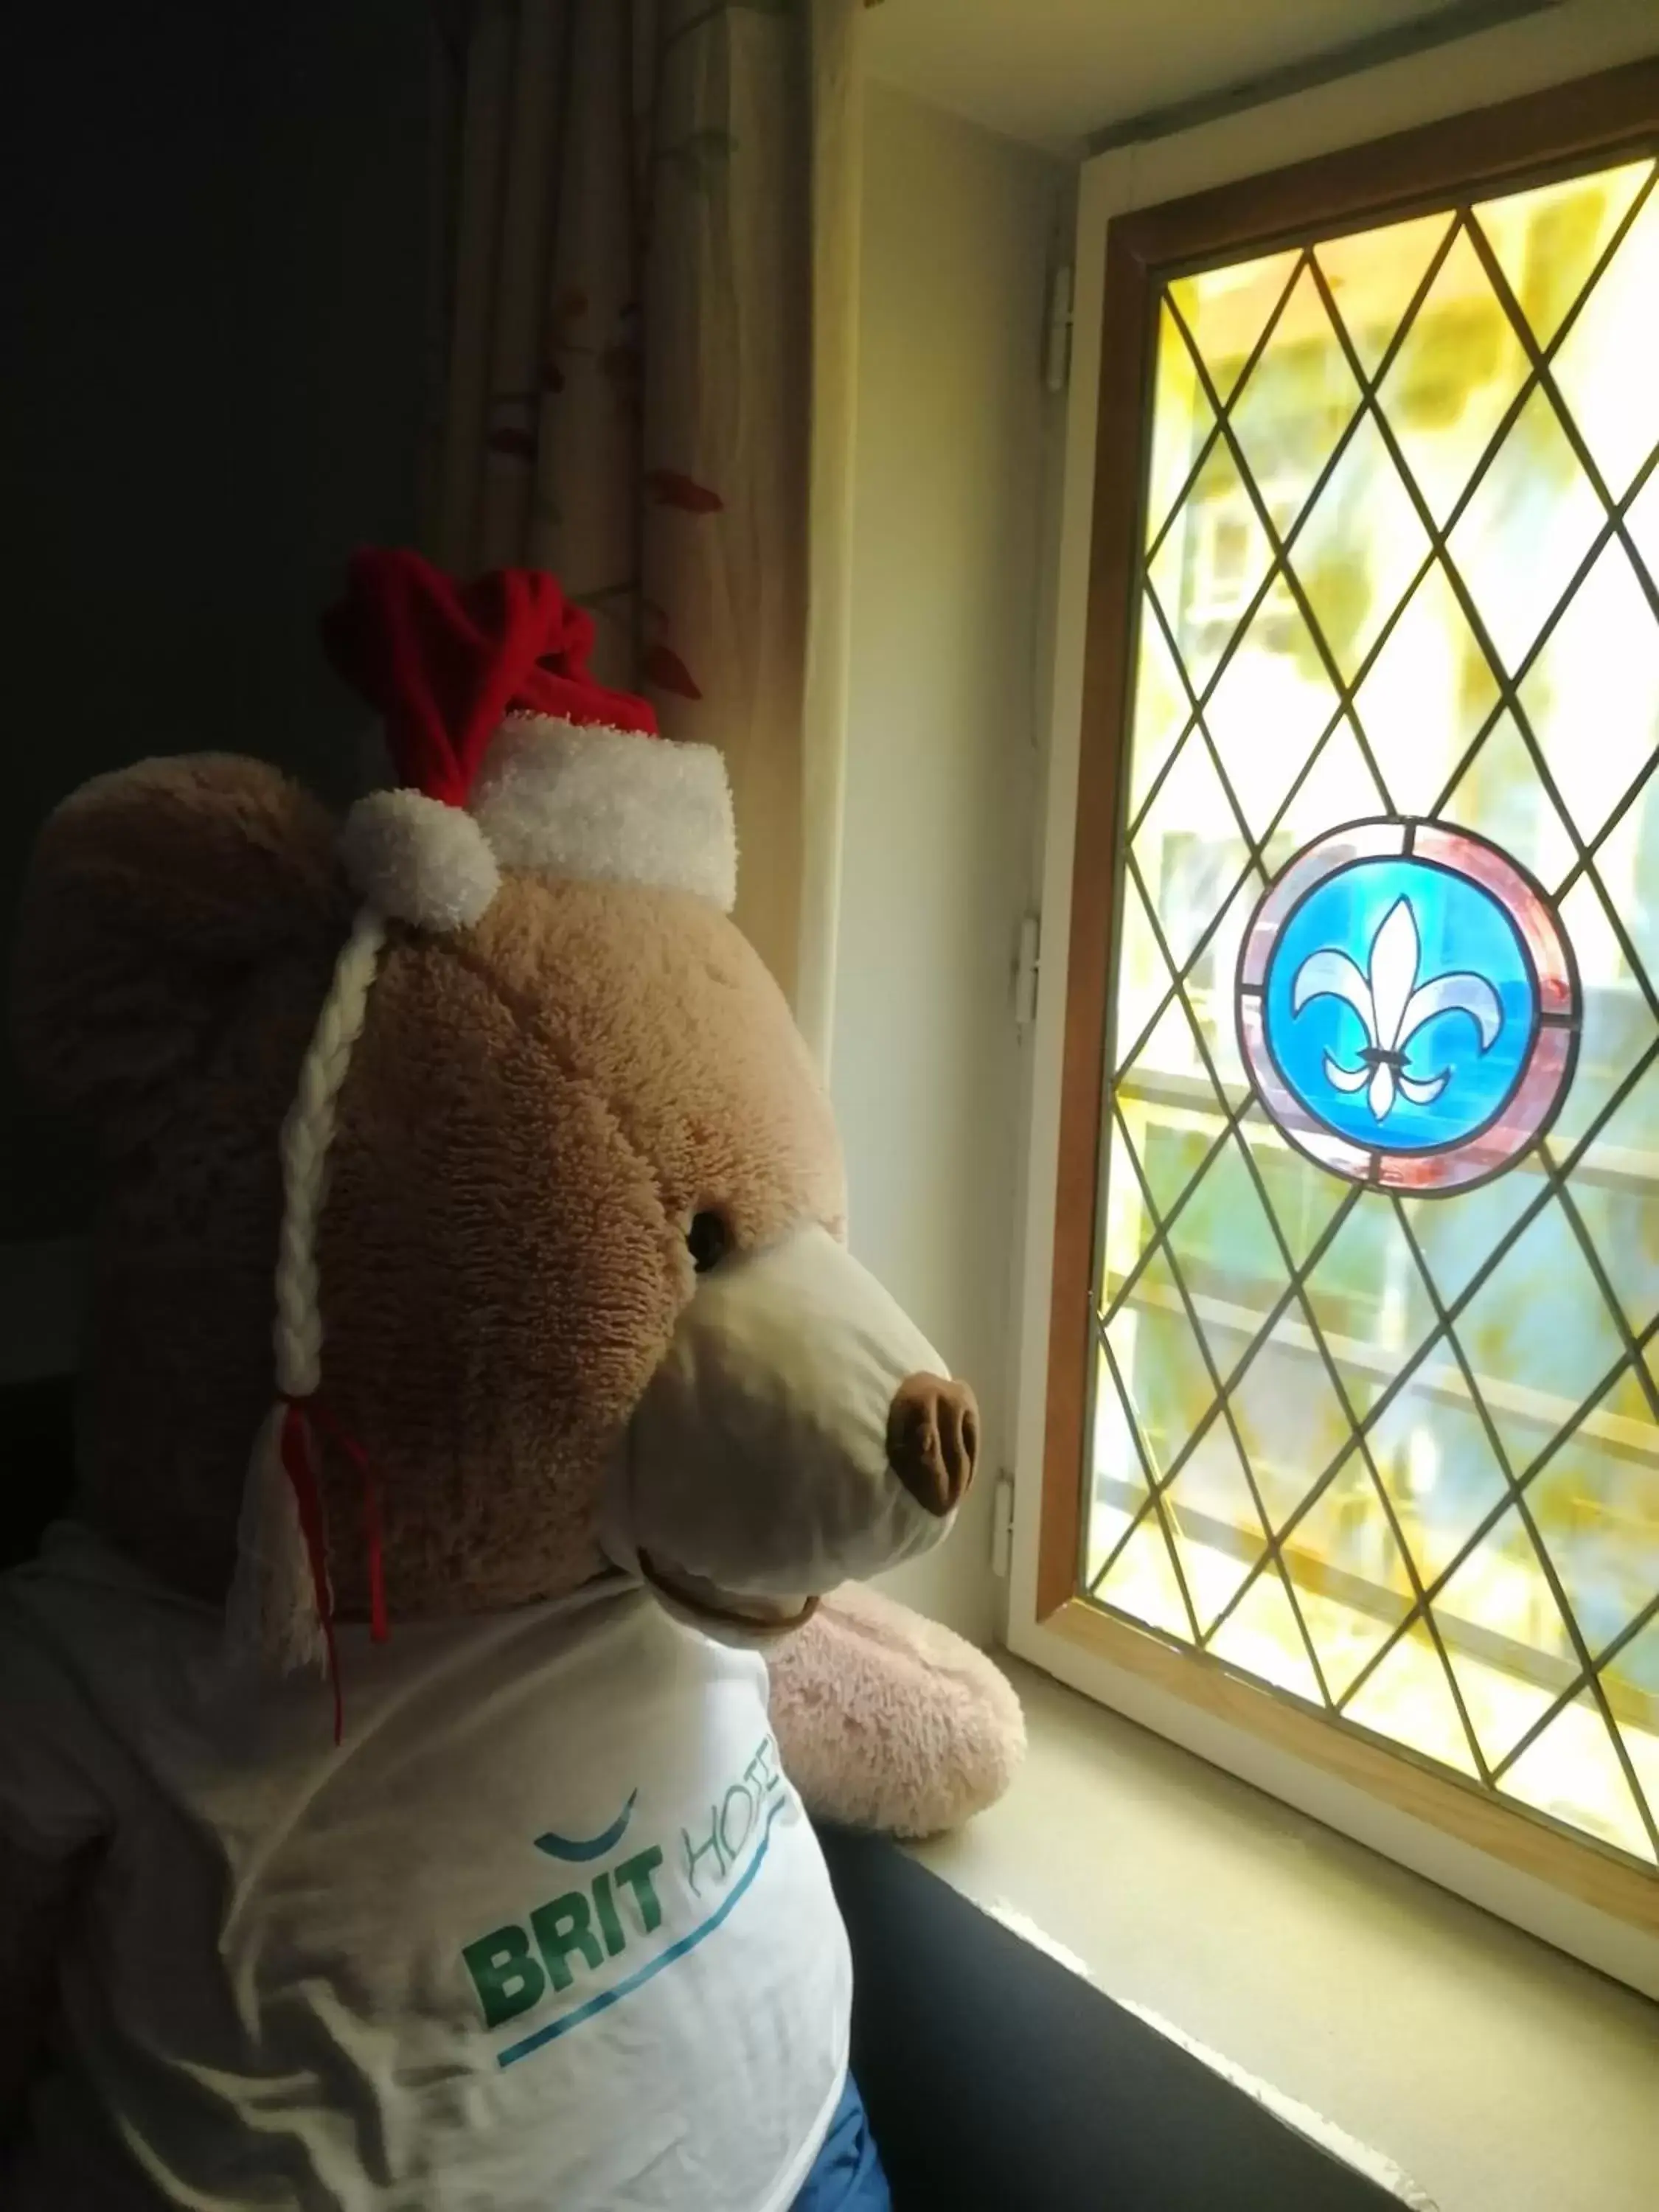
(223, 904, 389, 1674)
(272, 905, 389, 1399)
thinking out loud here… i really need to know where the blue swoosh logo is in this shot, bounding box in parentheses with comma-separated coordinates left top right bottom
(533, 1788, 638, 1863)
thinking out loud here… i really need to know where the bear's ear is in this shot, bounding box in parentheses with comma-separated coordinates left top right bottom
(13, 755, 347, 1135)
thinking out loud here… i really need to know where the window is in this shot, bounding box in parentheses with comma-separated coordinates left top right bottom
(1036, 65, 1659, 1939)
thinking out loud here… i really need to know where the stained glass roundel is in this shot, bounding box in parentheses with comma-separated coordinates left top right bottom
(1236, 821, 1579, 1194)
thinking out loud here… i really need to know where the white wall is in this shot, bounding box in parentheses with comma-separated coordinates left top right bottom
(832, 82, 1065, 1641)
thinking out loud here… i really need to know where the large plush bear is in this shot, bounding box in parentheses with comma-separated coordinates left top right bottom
(0, 552, 1022, 2211)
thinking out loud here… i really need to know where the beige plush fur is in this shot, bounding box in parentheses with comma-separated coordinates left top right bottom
(769, 1585, 1026, 1838)
(14, 757, 841, 1618)
(12, 754, 1021, 1818)
(14, 760, 352, 1602)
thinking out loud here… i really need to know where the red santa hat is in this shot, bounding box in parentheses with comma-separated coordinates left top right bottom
(225, 551, 736, 1721)
(325, 547, 735, 925)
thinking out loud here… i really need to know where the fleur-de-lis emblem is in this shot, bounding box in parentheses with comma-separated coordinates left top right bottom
(1291, 897, 1503, 1123)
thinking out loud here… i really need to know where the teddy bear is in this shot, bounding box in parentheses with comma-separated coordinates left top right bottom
(0, 549, 1023, 2212)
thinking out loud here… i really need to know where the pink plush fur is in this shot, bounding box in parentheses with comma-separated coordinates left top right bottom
(770, 1585, 1025, 1839)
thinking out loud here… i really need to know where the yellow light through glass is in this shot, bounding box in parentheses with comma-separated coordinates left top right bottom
(1091, 156, 1659, 1865)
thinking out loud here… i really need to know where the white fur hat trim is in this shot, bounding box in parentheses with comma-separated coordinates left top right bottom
(472, 717, 737, 914)
(338, 788, 501, 931)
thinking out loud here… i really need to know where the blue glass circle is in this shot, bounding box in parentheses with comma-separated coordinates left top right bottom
(1262, 855, 1537, 1154)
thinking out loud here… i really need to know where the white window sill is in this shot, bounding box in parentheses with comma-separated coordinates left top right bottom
(909, 1657, 1658, 2212)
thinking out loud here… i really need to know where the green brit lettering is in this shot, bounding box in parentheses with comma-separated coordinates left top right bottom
(467, 1763, 781, 2039)
(614, 1845, 665, 1933)
(462, 1924, 545, 2028)
(591, 1870, 627, 1959)
(530, 1891, 605, 1992)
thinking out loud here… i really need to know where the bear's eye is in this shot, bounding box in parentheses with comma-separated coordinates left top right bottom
(686, 1210, 732, 1275)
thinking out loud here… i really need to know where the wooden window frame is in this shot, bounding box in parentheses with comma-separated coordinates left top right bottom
(1033, 58, 1659, 1947)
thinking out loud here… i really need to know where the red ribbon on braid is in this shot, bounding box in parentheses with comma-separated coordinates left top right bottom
(278, 1396, 391, 1745)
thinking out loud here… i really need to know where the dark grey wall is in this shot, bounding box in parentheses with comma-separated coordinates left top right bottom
(2, 1, 434, 1240)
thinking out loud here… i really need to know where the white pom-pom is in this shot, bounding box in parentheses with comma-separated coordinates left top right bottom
(339, 788, 501, 931)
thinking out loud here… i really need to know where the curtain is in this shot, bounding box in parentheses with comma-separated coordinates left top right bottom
(424, 0, 863, 1060)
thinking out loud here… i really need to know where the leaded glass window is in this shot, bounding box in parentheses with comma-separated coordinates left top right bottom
(1087, 151, 1659, 1867)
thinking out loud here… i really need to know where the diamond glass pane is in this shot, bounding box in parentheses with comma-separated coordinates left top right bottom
(1099, 1117, 1165, 1329)
(1114, 1084, 1217, 1229)
(1147, 438, 1276, 695)
(1110, 866, 1181, 1072)
(1363, 1379, 1514, 1586)
(1601, 1614, 1659, 1834)
(1376, 223, 1531, 526)
(1095, 1513, 1194, 1641)
(1126, 596, 1194, 822)
(1344, 1621, 1481, 1775)
(1168, 248, 1301, 406)
(1259, 721, 1388, 880)
(1116, 919, 1248, 1119)
(1430, 1509, 1579, 1768)
(1629, 468, 1659, 595)
(1144, 304, 1218, 551)
(1550, 178, 1659, 502)
(1087, 151, 1659, 1869)
(1453, 1200, 1629, 1478)
(1164, 1419, 1270, 1635)
(1316, 209, 1453, 378)
(1352, 560, 1499, 817)
(1102, 1246, 1219, 1476)
(1445, 384, 1605, 673)
(1205, 592, 1343, 841)
(1518, 536, 1659, 846)
(1237, 1102, 1350, 1270)
(1284, 1469, 1415, 1700)
(1438, 710, 1575, 892)
(1474, 159, 1651, 347)
(1402, 1152, 1545, 1307)
(1287, 409, 1432, 682)
(1229, 263, 1363, 535)
(1128, 736, 1251, 972)
(1228, 1313, 1355, 1533)
(1085, 1352, 1150, 1587)
(1164, 1134, 1290, 1378)
(1208, 1567, 1324, 1703)
(1564, 1137, 1659, 1339)
(1498, 1691, 1656, 1862)
(1526, 1366, 1659, 1656)
(1188, 869, 1267, 1102)
(1593, 762, 1659, 989)
(1301, 1191, 1438, 1413)
(1548, 875, 1658, 1158)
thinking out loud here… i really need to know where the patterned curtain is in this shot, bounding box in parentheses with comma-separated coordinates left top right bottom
(424, 0, 863, 1054)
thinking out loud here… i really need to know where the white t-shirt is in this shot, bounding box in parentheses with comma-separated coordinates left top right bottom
(0, 1523, 851, 2212)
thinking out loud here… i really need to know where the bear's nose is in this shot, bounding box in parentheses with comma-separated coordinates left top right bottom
(886, 1374, 978, 1517)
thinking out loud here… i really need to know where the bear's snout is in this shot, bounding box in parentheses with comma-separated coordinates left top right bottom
(608, 1224, 969, 1627)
